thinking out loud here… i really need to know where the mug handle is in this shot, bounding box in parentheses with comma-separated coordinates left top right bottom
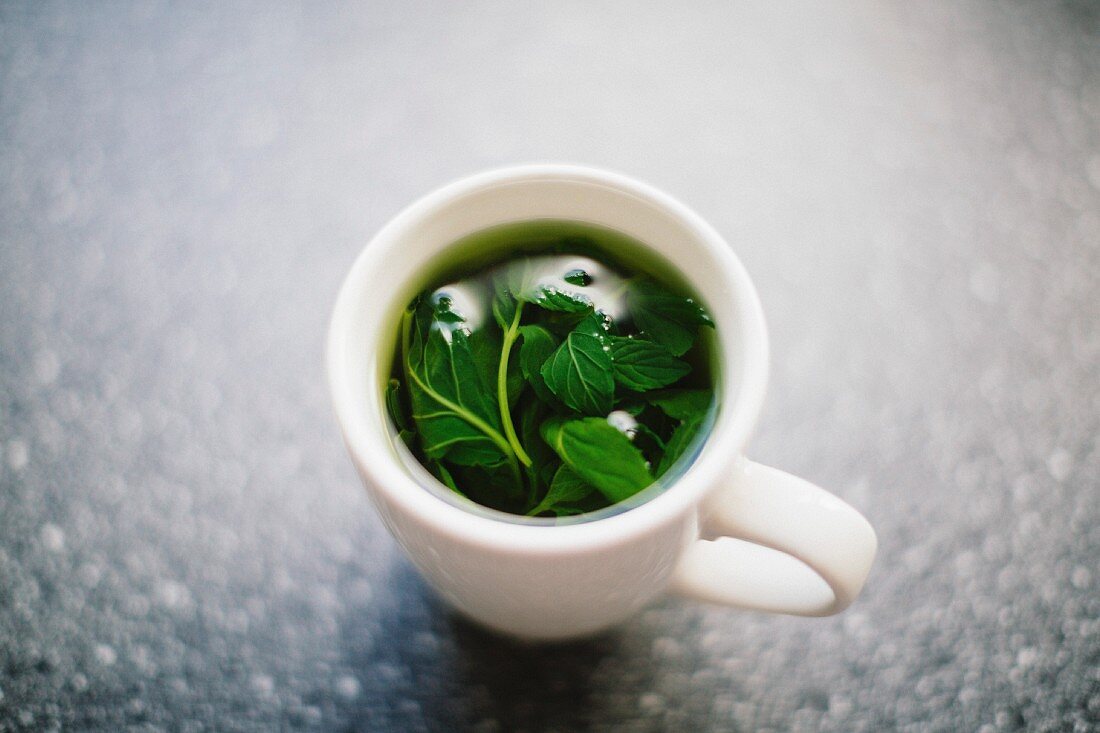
(670, 460, 877, 616)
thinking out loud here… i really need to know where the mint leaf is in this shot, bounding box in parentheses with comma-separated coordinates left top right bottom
(541, 417, 652, 502)
(631, 422, 667, 452)
(491, 288, 518, 330)
(510, 262, 594, 313)
(518, 325, 559, 402)
(452, 462, 526, 511)
(540, 328, 614, 415)
(524, 287, 591, 313)
(430, 292, 466, 324)
(402, 301, 513, 467)
(573, 310, 610, 340)
(608, 336, 691, 391)
(467, 326, 523, 419)
(518, 399, 558, 492)
(563, 268, 592, 286)
(656, 415, 705, 477)
(527, 464, 596, 516)
(385, 379, 410, 430)
(648, 389, 713, 421)
(628, 279, 713, 356)
(430, 461, 464, 496)
(467, 326, 502, 395)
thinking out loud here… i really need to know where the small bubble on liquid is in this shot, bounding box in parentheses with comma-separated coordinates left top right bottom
(607, 410, 638, 436)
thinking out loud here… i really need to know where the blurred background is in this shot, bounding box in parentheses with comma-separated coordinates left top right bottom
(1, 1, 1098, 731)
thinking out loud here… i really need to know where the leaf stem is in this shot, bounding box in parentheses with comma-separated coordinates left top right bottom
(497, 301, 533, 467)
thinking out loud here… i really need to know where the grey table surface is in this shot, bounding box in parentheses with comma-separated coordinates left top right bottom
(2, 2, 1099, 731)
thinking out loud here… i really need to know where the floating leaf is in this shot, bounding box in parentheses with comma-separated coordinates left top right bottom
(527, 465, 596, 516)
(563, 268, 592, 286)
(656, 415, 705, 477)
(385, 378, 416, 448)
(628, 279, 713, 356)
(431, 461, 464, 496)
(573, 310, 610, 340)
(518, 399, 558, 494)
(491, 288, 518, 330)
(541, 417, 652, 503)
(525, 287, 591, 313)
(402, 300, 511, 467)
(609, 336, 691, 391)
(518, 325, 559, 402)
(540, 328, 614, 415)
(647, 389, 713, 421)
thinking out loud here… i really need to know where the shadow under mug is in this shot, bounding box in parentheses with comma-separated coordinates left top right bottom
(328, 164, 877, 640)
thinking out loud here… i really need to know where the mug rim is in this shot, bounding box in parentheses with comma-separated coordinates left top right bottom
(327, 163, 769, 553)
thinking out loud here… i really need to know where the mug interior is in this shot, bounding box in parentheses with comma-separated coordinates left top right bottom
(329, 166, 768, 533)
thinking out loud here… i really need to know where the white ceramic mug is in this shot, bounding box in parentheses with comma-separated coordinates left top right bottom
(328, 164, 877, 640)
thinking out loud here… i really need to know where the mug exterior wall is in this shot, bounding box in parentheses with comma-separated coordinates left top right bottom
(353, 453, 696, 639)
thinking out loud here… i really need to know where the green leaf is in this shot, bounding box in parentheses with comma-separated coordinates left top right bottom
(573, 310, 610, 340)
(656, 415, 705, 477)
(467, 326, 503, 397)
(519, 400, 558, 493)
(627, 279, 713, 356)
(451, 462, 526, 511)
(402, 302, 512, 467)
(518, 325, 559, 401)
(492, 288, 518, 330)
(630, 422, 667, 452)
(429, 291, 466, 323)
(523, 287, 591, 313)
(538, 459, 561, 491)
(541, 417, 652, 503)
(563, 268, 592, 286)
(608, 337, 691, 391)
(385, 378, 412, 432)
(647, 389, 713, 421)
(540, 329, 615, 415)
(506, 348, 525, 407)
(474, 325, 523, 404)
(510, 263, 594, 313)
(430, 461, 464, 496)
(527, 465, 597, 516)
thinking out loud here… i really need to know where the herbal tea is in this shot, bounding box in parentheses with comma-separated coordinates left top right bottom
(384, 221, 718, 518)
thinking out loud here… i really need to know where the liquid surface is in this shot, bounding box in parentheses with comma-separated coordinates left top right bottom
(385, 220, 718, 519)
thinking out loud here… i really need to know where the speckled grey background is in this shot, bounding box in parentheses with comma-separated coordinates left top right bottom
(1, 1, 1098, 731)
